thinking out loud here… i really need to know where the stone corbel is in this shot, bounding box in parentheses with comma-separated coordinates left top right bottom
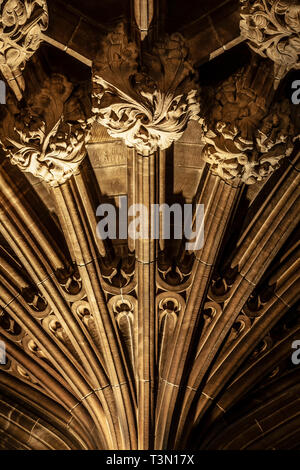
(0, 74, 92, 186)
(240, 0, 300, 89)
(201, 59, 296, 184)
(92, 23, 200, 156)
(0, 0, 48, 100)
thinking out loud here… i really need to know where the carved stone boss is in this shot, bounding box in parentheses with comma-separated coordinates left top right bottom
(240, 0, 300, 88)
(0, 0, 48, 98)
(92, 23, 200, 156)
(0, 74, 92, 186)
(201, 63, 295, 184)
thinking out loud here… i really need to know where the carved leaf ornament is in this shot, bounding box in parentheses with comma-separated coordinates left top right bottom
(92, 24, 200, 156)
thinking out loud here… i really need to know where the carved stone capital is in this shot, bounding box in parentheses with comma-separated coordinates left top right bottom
(201, 63, 295, 184)
(92, 23, 200, 156)
(240, 0, 300, 88)
(0, 74, 92, 186)
(0, 0, 48, 98)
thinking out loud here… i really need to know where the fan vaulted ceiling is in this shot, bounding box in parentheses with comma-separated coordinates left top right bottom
(0, 0, 299, 450)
